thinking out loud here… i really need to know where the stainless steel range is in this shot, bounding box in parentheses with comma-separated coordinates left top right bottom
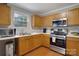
(50, 28, 67, 55)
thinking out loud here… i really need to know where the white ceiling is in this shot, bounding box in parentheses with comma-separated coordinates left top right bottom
(9, 3, 79, 16)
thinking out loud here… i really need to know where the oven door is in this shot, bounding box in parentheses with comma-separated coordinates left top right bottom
(55, 38, 66, 48)
(50, 36, 66, 48)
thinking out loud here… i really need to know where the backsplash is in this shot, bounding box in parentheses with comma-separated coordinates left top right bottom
(15, 27, 43, 35)
(68, 26, 79, 36)
(45, 26, 79, 35)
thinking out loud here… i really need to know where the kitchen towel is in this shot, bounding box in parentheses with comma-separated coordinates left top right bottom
(52, 37, 56, 43)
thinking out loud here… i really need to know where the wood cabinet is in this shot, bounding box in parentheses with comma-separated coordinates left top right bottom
(53, 12, 67, 20)
(66, 37, 79, 56)
(43, 15, 54, 27)
(41, 34, 50, 47)
(43, 12, 67, 27)
(32, 8, 79, 27)
(77, 41, 79, 56)
(0, 4, 11, 25)
(68, 8, 79, 25)
(29, 34, 50, 48)
(17, 36, 30, 56)
(17, 34, 43, 55)
(16, 34, 50, 56)
(43, 8, 79, 26)
(32, 15, 43, 29)
(29, 34, 42, 50)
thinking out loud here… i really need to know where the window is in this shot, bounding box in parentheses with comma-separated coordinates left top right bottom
(13, 12, 27, 27)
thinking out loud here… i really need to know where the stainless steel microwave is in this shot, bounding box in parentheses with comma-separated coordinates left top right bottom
(52, 18, 67, 27)
(0, 28, 16, 37)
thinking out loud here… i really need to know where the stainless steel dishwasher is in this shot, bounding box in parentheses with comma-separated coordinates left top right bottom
(0, 39, 15, 56)
(5, 40, 15, 56)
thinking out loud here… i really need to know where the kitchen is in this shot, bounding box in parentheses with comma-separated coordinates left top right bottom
(0, 3, 79, 56)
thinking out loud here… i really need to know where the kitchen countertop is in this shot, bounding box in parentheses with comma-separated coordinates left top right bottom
(0, 33, 50, 40)
(67, 35, 79, 38)
(0, 32, 79, 40)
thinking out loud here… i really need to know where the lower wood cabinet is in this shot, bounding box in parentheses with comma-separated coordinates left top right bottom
(30, 34, 50, 48)
(16, 34, 50, 56)
(66, 37, 79, 56)
(16, 36, 30, 56)
(42, 34, 50, 47)
(29, 34, 42, 50)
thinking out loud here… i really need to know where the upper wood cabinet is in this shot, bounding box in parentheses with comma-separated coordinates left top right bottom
(53, 12, 67, 20)
(43, 15, 54, 27)
(31, 15, 43, 29)
(43, 12, 67, 27)
(0, 4, 11, 26)
(68, 8, 79, 25)
(32, 8, 79, 27)
(66, 37, 79, 56)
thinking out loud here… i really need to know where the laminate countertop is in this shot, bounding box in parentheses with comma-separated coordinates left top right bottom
(0, 33, 50, 40)
(67, 35, 79, 38)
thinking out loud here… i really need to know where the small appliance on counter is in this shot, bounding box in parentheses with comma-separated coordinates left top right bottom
(43, 28, 47, 33)
(0, 28, 16, 38)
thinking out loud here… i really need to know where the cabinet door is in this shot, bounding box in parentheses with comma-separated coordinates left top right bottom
(66, 37, 78, 56)
(28, 36, 34, 51)
(25, 37, 30, 53)
(75, 38, 79, 56)
(29, 35, 41, 50)
(32, 15, 43, 28)
(54, 12, 67, 20)
(68, 8, 79, 25)
(0, 4, 11, 25)
(43, 15, 54, 27)
(27, 36, 38, 51)
(18, 37, 29, 56)
(33, 35, 42, 47)
(42, 34, 50, 47)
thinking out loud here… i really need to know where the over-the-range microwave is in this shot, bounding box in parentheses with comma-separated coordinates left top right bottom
(52, 18, 67, 27)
